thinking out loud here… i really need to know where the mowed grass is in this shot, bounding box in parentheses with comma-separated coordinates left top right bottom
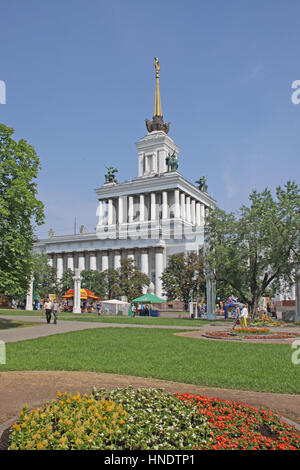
(0, 327, 299, 394)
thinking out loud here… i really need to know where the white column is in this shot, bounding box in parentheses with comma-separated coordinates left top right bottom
(151, 193, 156, 220)
(127, 249, 135, 261)
(25, 277, 34, 311)
(102, 251, 109, 271)
(141, 249, 149, 293)
(108, 199, 114, 225)
(89, 251, 97, 271)
(128, 196, 134, 223)
(139, 194, 145, 222)
(200, 203, 205, 223)
(56, 254, 63, 281)
(162, 191, 168, 219)
(140, 248, 149, 275)
(191, 199, 196, 225)
(155, 247, 164, 298)
(47, 254, 54, 267)
(78, 252, 85, 272)
(114, 250, 121, 269)
(73, 268, 81, 314)
(67, 253, 74, 271)
(174, 189, 180, 219)
(186, 196, 191, 223)
(180, 193, 186, 220)
(196, 202, 201, 226)
(118, 196, 123, 225)
(97, 200, 103, 226)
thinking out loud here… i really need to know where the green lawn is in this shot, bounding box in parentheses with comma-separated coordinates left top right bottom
(0, 327, 298, 394)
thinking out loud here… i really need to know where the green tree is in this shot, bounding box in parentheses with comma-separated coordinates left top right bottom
(80, 269, 107, 298)
(32, 253, 57, 299)
(117, 258, 150, 301)
(205, 181, 300, 315)
(58, 268, 74, 296)
(161, 251, 206, 310)
(102, 268, 121, 299)
(0, 124, 44, 297)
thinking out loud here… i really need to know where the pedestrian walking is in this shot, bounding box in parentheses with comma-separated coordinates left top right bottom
(131, 303, 136, 318)
(240, 304, 249, 329)
(233, 303, 240, 329)
(52, 300, 59, 324)
(43, 298, 53, 324)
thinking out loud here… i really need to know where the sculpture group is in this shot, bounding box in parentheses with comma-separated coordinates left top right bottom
(104, 166, 118, 183)
(166, 151, 178, 172)
(195, 176, 208, 192)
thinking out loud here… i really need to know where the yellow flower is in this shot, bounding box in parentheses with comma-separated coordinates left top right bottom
(66, 398, 71, 404)
(57, 391, 62, 397)
(36, 441, 44, 450)
(119, 419, 125, 425)
(21, 422, 27, 428)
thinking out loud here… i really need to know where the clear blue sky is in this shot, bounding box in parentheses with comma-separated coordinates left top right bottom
(1, 0, 300, 237)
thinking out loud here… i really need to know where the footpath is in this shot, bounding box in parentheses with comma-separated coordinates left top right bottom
(1, 315, 300, 436)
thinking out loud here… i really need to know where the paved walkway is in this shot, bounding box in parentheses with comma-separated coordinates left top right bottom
(1, 315, 300, 436)
(0, 315, 204, 343)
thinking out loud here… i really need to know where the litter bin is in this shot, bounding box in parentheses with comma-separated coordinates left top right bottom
(150, 310, 159, 317)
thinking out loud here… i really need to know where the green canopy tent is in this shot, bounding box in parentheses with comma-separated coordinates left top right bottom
(129, 293, 166, 317)
(131, 293, 166, 304)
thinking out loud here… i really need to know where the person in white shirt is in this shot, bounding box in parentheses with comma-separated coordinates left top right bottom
(240, 305, 249, 328)
(43, 299, 53, 324)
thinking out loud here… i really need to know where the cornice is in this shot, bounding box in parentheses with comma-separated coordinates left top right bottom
(95, 172, 216, 206)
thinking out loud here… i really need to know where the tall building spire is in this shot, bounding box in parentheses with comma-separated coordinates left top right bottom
(145, 58, 170, 134)
(154, 57, 162, 117)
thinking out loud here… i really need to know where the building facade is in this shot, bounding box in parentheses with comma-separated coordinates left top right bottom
(34, 59, 216, 299)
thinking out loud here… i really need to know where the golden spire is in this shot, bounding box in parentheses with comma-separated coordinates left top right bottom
(154, 57, 162, 116)
(145, 58, 170, 134)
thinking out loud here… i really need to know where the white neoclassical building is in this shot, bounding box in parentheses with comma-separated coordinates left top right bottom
(34, 59, 216, 299)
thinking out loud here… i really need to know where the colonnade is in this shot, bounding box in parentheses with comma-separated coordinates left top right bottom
(97, 190, 207, 227)
(47, 246, 165, 297)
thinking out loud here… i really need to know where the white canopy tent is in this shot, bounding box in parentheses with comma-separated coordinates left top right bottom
(101, 299, 130, 315)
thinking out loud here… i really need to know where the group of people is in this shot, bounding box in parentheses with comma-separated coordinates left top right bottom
(43, 298, 60, 324)
(233, 303, 249, 329)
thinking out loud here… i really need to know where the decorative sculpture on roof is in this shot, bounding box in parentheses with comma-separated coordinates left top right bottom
(195, 176, 208, 192)
(166, 151, 178, 172)
(104, 166, 118, 183)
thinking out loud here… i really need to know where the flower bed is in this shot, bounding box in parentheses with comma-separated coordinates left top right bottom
(6, 388, 300, 450)
(203, 329, 300, 340)
(234, 328, 271, 335)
